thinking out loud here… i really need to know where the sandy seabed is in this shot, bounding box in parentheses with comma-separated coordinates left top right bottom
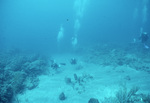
(16, 52, 150, 103)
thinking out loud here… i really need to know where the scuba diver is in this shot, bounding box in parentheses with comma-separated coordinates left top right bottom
(139, 32, 149, 49)
(50, 59, 66, 70)
(139, 32, 149, 43)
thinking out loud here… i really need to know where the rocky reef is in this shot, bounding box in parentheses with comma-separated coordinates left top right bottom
(0, 51, 49, 103)
(82, 43, 150, 73)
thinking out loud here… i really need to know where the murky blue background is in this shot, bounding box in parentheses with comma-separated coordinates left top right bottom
(0, 0, 149, 53)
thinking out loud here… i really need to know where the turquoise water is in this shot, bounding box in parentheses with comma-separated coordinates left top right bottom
(0, 0, 149, 53)
(0, 0, 150, 103)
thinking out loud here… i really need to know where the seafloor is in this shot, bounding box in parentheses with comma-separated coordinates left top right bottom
(0, 43, 150, 103)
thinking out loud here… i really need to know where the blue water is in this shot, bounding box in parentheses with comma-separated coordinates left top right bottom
(0, 1, 150, 102)
(0, 0, 150, 53)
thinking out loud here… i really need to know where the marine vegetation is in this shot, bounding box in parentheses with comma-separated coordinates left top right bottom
(0, 51, 49, 103)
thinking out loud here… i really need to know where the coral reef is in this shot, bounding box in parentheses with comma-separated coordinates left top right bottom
(65, 73, 93, 94)
(101, 86, 150, 103)
(82, 43, 150, 73)
(88, 98, 99, 103)
(59, 92, 66, 101)
(0, 51, 49, 103)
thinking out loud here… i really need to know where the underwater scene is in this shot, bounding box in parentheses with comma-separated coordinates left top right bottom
(0, 0, 150, 103)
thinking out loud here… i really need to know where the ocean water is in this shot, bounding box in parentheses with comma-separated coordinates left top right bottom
(0, 0, 150, 103)
(0, 0, 149, 53)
